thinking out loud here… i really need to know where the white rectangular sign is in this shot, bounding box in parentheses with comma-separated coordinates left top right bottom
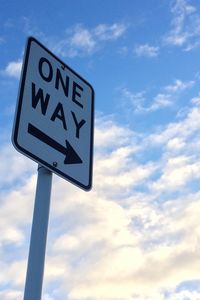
(12, 37, 94, 190)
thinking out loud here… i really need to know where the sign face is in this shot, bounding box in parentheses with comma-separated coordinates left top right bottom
(12, 37, 94, 190)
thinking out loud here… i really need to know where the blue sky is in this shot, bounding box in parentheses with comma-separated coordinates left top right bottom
(1, 0, 200, 299)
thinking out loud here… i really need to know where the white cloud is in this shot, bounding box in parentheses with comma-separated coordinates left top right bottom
(166, 137, 186, 151)
(94, 23, 127, 41)
(120, 87, 172, 113)
(3, 60, 22, 78)
(151, 155, 200, 191)
(167, 290, 200, 300)
(149, 106, 200, 144)
(191, 93, 200, 106)
(119, 77, 196, 114)
(46, 107, 200, 298)
(0, 227, 24, 245)
(0, 290, 22, 300)
(54, 22, 127, 57)
(69, 25, 96, 54)
(147, 103, 200, 193)
(134, 43, 159, 57)
(95, 116, 136, 149)
(164, 0, 200, 50)
(1, 101, 200, 299)
(164, 78, 195, 92)
(0, 144, 35, 185)
(148, 93, 172, 111)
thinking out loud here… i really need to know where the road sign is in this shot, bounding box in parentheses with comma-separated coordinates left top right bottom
(12, 37, 94, 190)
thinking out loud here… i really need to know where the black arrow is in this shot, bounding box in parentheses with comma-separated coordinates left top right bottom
(28, 123, 82, 164)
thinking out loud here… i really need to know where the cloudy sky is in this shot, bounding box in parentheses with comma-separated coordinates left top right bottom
(1, 0, 200, 299)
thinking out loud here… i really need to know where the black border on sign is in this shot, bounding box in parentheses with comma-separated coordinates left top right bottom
(12, 36, 95, 191)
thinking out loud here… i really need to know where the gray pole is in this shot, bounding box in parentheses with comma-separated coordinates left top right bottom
(23, 165, 52, 300)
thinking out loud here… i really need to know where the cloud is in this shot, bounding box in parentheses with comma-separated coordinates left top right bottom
(0, 144, 35, 185)
(94, 23, 127, 41)
(1, 98, 200, 299)
(47, 105, 200, 298)
(3, 60, 22, 78)
(118, 88, 144, 111)
(164, 0, 200, 51)
(119, 87, 173, 113)
(148, 93, 172, 111)
(151, 155, 200, 191)
(134, 44, 159, 57)
(147, 102, 200, 193)
(149, 105, 200, 144)
(69, 25, 96, 54)
(167, 289, 200, 300)
(133, 1, 200, 55)
(191, 93, 200, 106)
(0, 290, 22, 300)
(164, 78, 195, 92)
(53, 22, 127, 57)
(119, 78, 195, 114)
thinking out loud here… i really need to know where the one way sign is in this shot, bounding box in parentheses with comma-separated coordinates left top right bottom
(12, 37, 94, 190)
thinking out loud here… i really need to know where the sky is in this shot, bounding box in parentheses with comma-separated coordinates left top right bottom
(1, 0, 200, 299)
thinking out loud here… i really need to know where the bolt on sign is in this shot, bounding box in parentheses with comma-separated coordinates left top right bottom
(12, 37, 94, 190)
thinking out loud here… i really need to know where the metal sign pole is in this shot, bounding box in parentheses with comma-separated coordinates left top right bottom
(23, 165, 52, 300)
